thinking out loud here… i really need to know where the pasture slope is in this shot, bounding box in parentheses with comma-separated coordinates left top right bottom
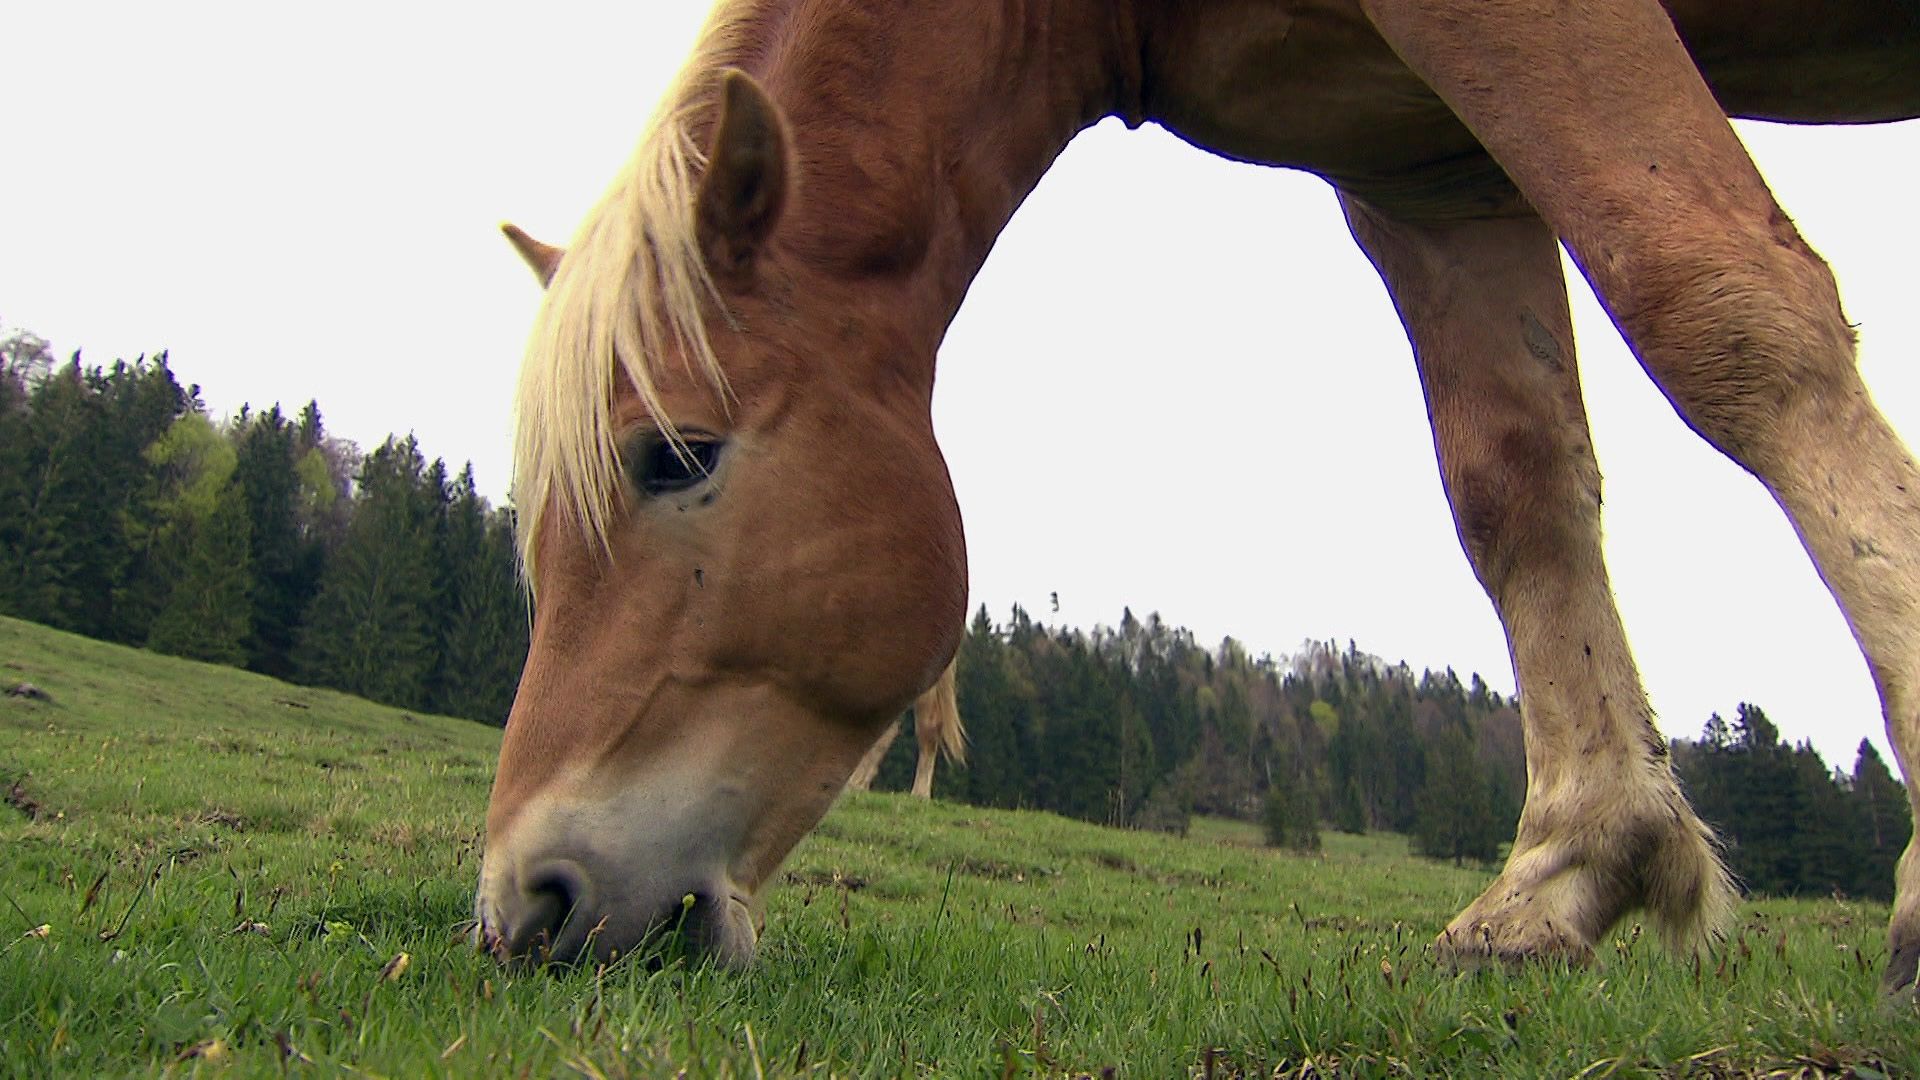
(0, 614, 1911, 1078)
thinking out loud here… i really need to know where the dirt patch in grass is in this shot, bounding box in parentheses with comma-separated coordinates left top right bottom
(785, 868, 869, 891)
(6, 681, 53, 702)
(6, 776, 43, 820)
(195, 809, 249, 831)
(957, 856, 1058, 883)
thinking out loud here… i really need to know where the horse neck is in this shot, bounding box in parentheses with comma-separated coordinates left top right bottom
(743, 0, 1139, 347)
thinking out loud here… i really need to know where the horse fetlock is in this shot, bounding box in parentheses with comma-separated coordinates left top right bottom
(1439, 790, 1731, 967)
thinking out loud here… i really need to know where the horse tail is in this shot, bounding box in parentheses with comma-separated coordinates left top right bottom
(920, 654, 966, 765)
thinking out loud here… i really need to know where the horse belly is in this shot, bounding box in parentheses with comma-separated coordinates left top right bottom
(1140, 0, 1917, 219)
(1664, 0, 1920, 122)
(1141, 0, 1520, 218)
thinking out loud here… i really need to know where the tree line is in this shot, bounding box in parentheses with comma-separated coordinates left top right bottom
(0, 325, 526, 724)
(4, 325, 1907, 898)
(1674, 704, 1908, 903)
(868, 604, 1530, 864)
(866, 607, 1909, 900)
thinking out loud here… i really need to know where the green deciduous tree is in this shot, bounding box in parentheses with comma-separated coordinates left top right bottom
(295, 436, 440, 708)
(147, 474, 254, 665)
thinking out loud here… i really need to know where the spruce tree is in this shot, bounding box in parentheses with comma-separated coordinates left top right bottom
(234, 406, 313, 678)
(946, 607, 1019, 805)
(1, 360, 104, 629)
(0, 349, 191, 635)
(1722, 702, 1805, 895)
(1852, 740, 1910, 901)
(431, 470, 529, 725)
(93, 355, 196, 642)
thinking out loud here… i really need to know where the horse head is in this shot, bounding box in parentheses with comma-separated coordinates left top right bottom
(475, 69, 967, 967)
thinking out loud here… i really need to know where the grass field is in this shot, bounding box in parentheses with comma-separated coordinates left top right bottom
(1, 614, 1912, 1077)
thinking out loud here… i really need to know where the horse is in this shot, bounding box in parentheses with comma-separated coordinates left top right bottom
(845, 657, 963, 797)
(474, 0, 1920, 994)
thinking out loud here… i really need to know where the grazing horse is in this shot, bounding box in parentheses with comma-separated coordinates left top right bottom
(475, 0, 1920, 993)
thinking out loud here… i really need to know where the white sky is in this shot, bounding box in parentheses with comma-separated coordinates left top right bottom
(5, 4, 1916, 770)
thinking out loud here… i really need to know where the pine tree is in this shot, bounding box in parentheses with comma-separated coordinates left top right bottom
(431, 469, 528, 725)
(94, 355, 196, 642)
(0, 349, 192, 634)
(1722, 702, 1805, 895)
(1783, 742, 1862, 895)
(945, 606, 1026, 807)
(234, 406, 315, 678)
(1333, 775, 1367, 834)
(1851, 739, 1910, 901)
(1679, 703, 1880, 899)
(1326, 713, 1375, 833)
(0, 361, 100, 627)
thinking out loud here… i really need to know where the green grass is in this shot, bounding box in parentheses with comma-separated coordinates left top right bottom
(0, 614, 1911, 1077)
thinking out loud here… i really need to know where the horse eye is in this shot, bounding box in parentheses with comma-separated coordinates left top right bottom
(630, 437, 722, 497)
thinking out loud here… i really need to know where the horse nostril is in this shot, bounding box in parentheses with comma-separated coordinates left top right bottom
(517, 860, 590, 956)
(659, 891, 758, 968)
(680, 891, 712, 922)
(530, 865, 583, 914)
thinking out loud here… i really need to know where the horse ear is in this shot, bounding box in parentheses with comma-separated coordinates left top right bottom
(695, 69, 791, 279)
(501, 223, 565, 288)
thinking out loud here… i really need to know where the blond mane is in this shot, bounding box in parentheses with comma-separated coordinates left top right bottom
(512, 2, 754, 584)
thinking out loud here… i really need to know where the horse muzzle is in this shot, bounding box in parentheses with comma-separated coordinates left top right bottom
(475, 852, 759, 968)
(473, 787, 760, 968)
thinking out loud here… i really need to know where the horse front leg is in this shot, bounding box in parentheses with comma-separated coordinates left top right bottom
(1358, 0, 1920, 997)
(1341, 196, 1734, 964)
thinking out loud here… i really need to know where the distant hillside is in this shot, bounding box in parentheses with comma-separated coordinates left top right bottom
(0, 613, 499, 859)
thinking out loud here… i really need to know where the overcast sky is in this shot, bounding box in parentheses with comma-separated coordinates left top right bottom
(6, 3, 1917, 770)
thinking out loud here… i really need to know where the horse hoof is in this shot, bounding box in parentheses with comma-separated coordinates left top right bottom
(1433, 918, 1594, 970)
